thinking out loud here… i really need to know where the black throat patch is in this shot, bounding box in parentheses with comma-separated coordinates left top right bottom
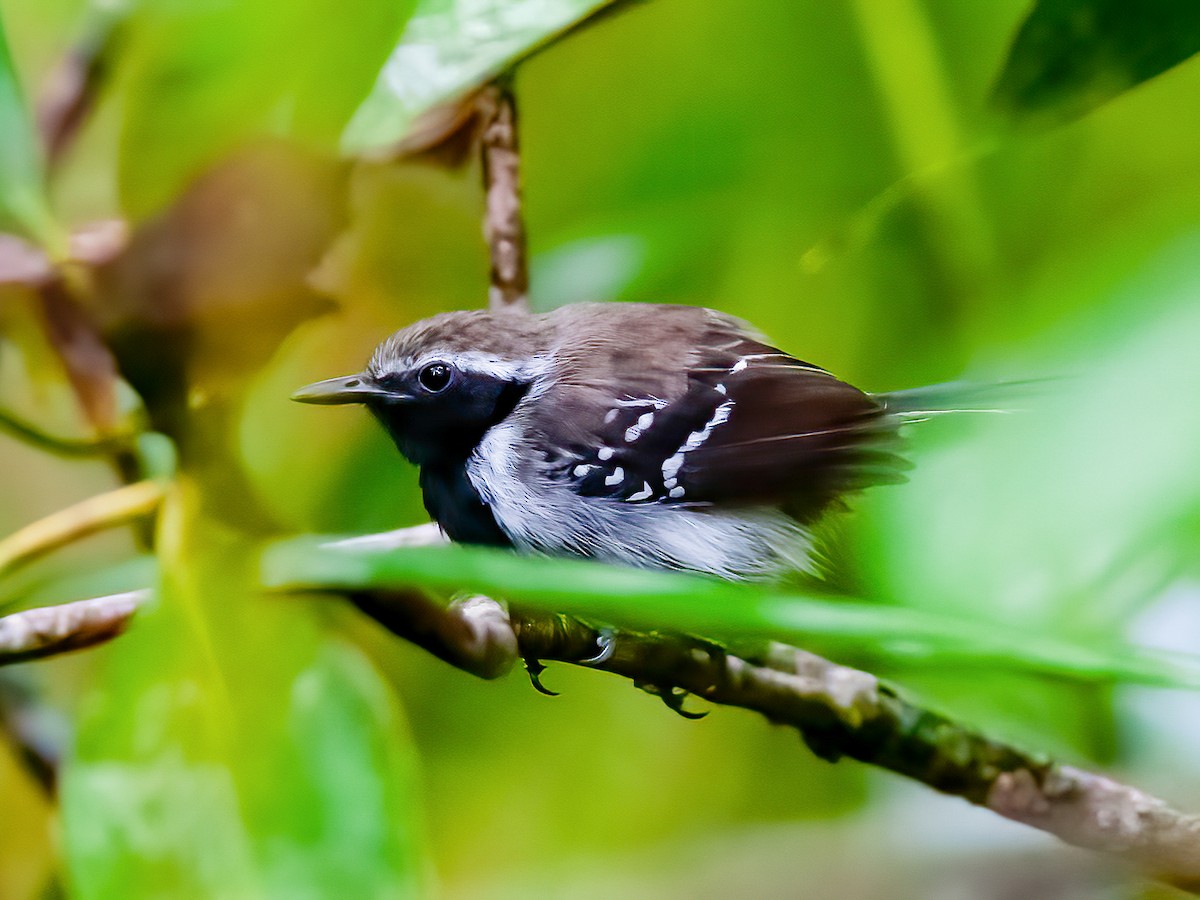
(418, 462, 510, 547)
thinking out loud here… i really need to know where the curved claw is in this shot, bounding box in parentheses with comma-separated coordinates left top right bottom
(635, 680, 708, 720)
(523, 657, 559, 696)
(580, 628, 615, 665)
(659, 686, 708, 720)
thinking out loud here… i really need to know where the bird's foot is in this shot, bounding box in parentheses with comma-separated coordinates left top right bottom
(579, 627, 615, 665)
(522, 657, 559, 696)
(635, 681, 708, 720)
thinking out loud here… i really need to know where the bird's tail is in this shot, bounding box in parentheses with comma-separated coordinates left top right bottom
(875, 379, 1045, 423)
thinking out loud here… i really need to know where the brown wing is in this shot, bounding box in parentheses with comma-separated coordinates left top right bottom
(534, 310, 907, 522)
(663, 342, 909, 519)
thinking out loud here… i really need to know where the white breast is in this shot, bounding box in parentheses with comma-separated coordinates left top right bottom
(466, 421, 814, 581)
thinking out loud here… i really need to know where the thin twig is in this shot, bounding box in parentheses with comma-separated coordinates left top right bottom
(0, 591, 146, 666)
(0, 405, 134, 458)
(0, 481, 164, 581)
(480, 81, 530, 313)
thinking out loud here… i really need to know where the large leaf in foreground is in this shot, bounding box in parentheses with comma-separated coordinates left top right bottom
(261, 538, 1200, 691)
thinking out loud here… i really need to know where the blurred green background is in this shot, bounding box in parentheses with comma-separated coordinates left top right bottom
(3, 0, 1200, 897)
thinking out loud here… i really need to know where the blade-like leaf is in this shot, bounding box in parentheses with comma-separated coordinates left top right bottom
(992, 0, 1200, 128)
(261, 538, 1200, 691)
(0, 11, 62, 250)
(342, 0, 617, 154)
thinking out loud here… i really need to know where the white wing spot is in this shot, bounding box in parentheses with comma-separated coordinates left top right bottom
(669, 486, 685, 499)
(731, 358, 749, 374)
(663, 477, 677, 489)
(598, 447, 614, 461)
(624, 411, 656, 443)
(662, 452, 685, 481)
(715, 383, 727, 395)
(662, 398, 735, 478)
(627, 481, 654, 502)
(604, 467, 624, 487)
(573, 464, 593, 478)
(604, 409, 620, 424)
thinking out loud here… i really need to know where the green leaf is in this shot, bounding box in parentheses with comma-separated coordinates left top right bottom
(261, 538, 1200, 691)
(114, 0, 418, 217)
(0, 11, 62, 250)
(341, 0, 615, 154)
(854, 236, 1200, 632)
(992, 0, 1200, 128)
(62, 522, 425, 898)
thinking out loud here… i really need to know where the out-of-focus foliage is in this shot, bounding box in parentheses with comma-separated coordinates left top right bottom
(993, 0, 1200, 127)
(0, 15, 59, 248)
(63, 504, 424, 899)
(4, 0, 1200, 897)
(343, 0, 615, 153)
(263, 538, 1200, 690)
(112, 0, 418, 217)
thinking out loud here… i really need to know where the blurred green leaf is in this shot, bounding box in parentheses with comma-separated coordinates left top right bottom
(261, 538, 1200, 690)
(0, 10, 62, 250)
(62, 517, 425, 899)
(342, 0, 615, 153)
(114, 0, 418, 217)
(854, 236, 1200, 634)
(992, 0, 1200, 128)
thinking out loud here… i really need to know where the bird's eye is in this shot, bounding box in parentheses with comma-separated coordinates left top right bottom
(418, 362, 453, 393)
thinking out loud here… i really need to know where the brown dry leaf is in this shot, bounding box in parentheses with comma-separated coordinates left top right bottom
(35, 279, 118, 431)
(91, 140, 348, 436)
(0, 224, 127, 432)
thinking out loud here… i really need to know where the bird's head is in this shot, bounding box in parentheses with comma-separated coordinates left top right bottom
(291, 310, 548, 467)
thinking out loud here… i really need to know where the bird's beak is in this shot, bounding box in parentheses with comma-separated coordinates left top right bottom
(291, 374, 400, 405)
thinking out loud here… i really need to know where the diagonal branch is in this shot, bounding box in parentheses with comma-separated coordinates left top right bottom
(321, 574, 1200, 893)
(0, 481, 164, 581)
(0, 591, 146, 666)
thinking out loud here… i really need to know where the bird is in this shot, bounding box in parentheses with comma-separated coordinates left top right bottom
(292, 302, 986, 582)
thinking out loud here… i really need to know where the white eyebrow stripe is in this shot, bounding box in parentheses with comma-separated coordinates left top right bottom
(388, 351, 552, 382)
